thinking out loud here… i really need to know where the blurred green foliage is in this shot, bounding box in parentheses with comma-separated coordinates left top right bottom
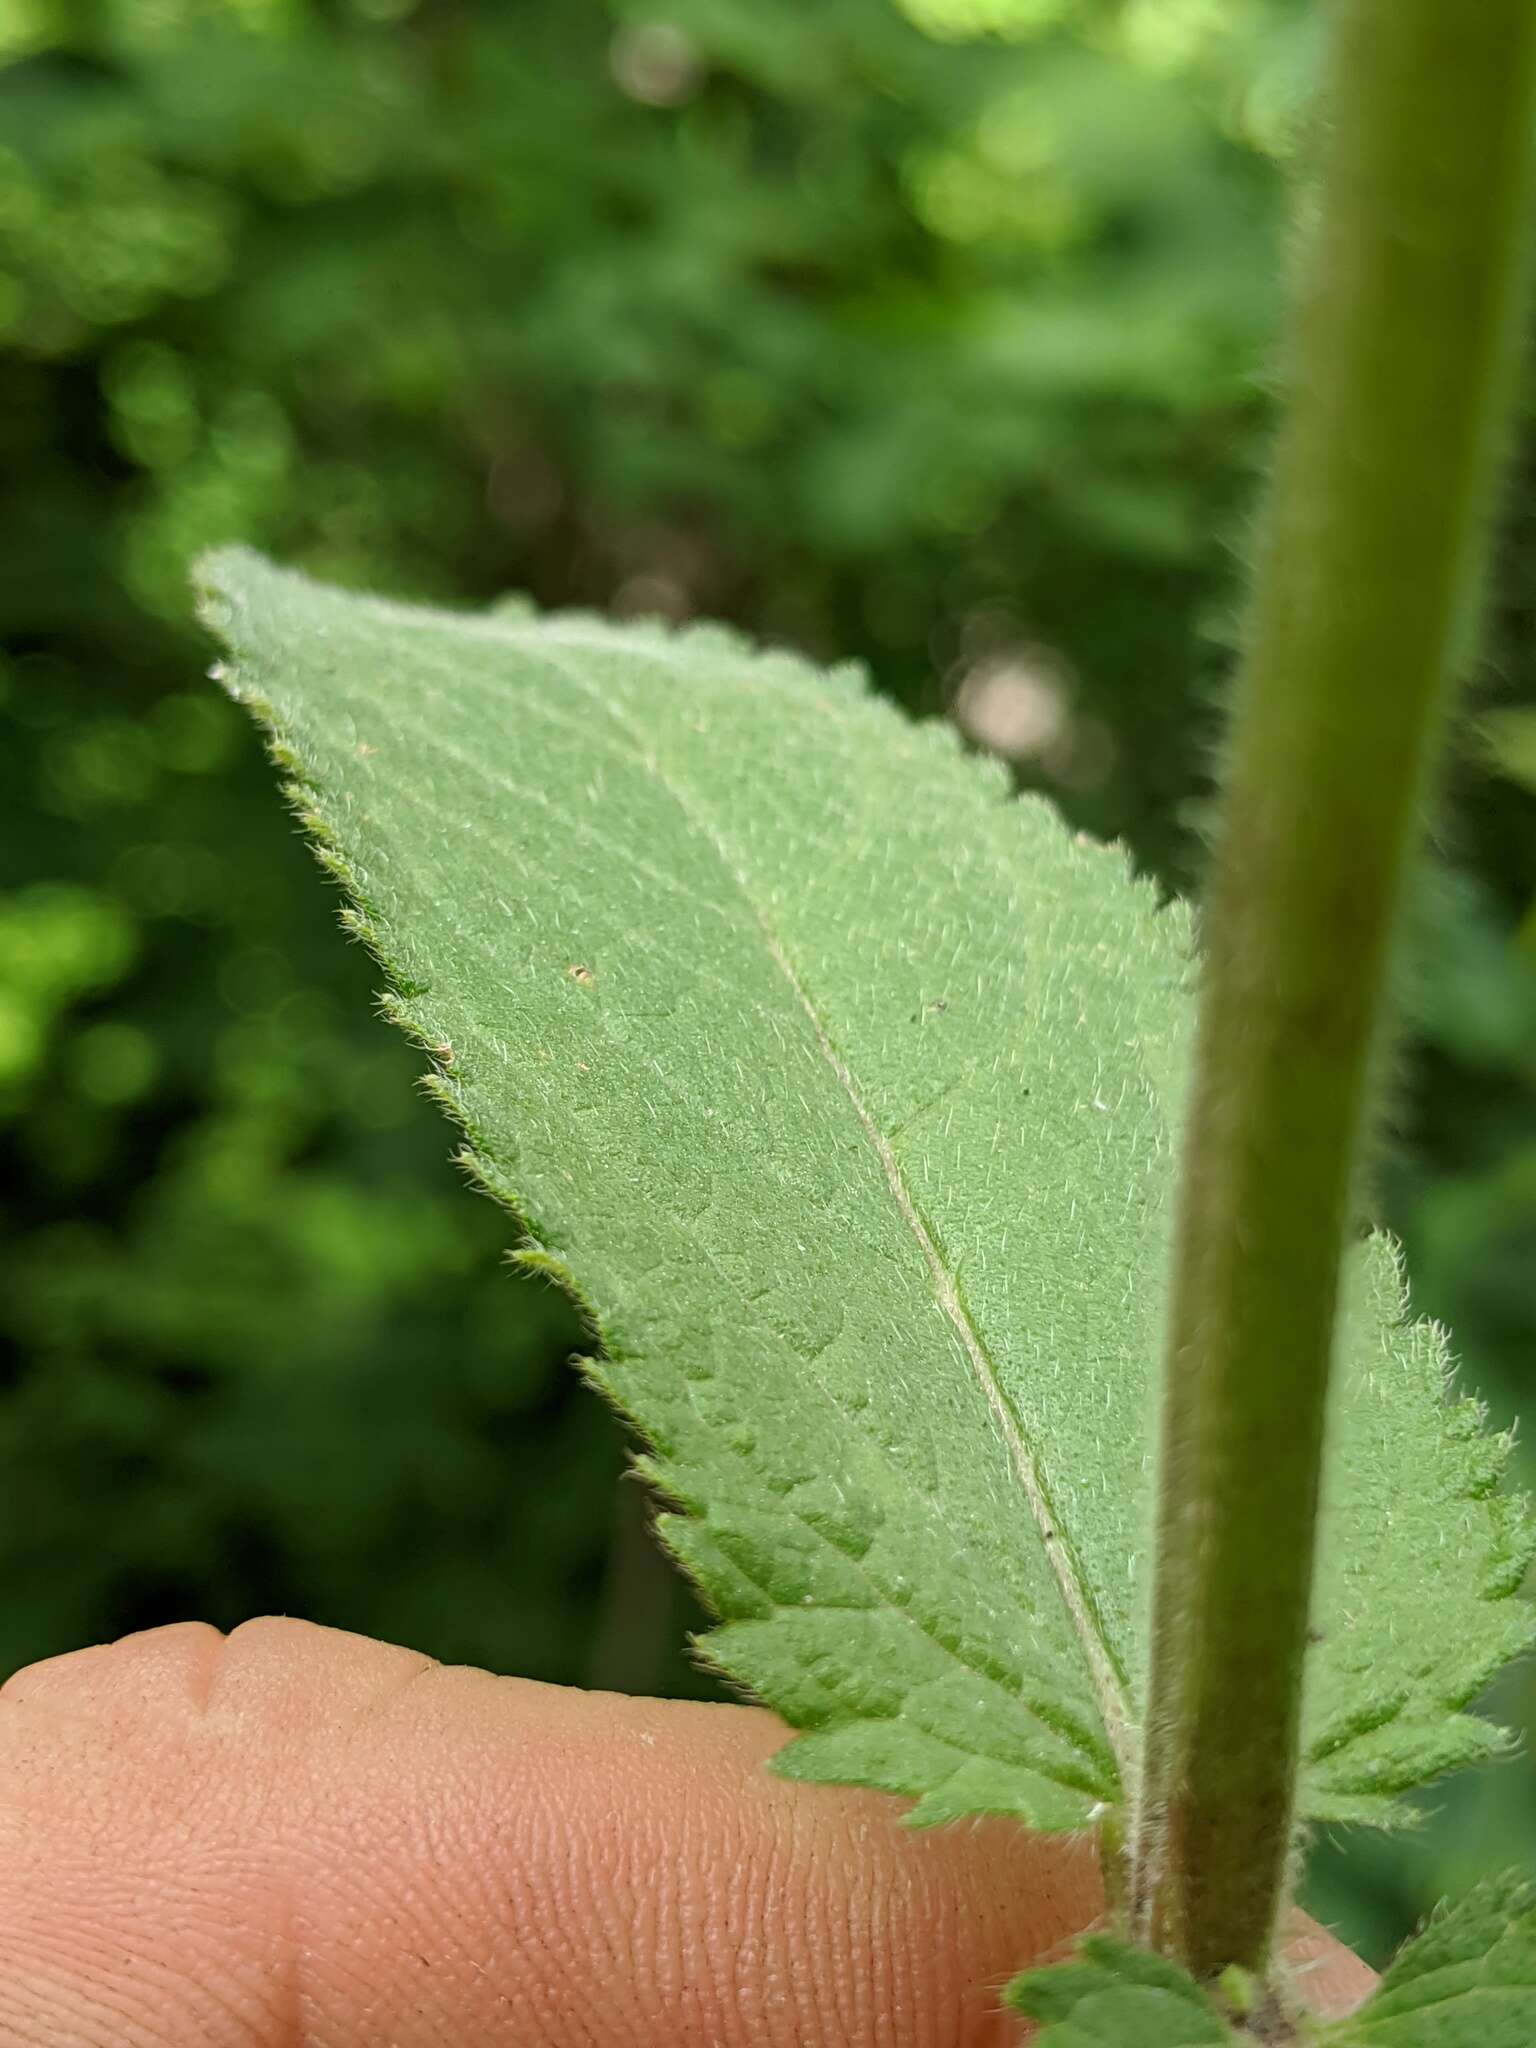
(2, 0, 1534, 1967)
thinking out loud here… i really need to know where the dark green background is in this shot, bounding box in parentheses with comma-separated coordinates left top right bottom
(4, 0, 1535, 1967)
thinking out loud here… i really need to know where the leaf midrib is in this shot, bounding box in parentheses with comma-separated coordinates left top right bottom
(754, 897, 1135, 1778)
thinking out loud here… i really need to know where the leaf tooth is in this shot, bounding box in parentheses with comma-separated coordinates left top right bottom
(1305, 1686, 1412, 1765)
(1310, 1711, 1513, 1799)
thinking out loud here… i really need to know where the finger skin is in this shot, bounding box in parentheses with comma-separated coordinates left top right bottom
(0, 1619, 1372, 2046)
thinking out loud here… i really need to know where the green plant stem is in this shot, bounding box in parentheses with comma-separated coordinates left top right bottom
(1130, 0, 1536, 1985)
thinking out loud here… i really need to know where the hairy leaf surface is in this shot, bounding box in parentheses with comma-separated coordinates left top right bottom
(1324, 1872, 1536, 2045)
(1005, 1938, 1232, 2045)
(199, 549, 1533, 1831)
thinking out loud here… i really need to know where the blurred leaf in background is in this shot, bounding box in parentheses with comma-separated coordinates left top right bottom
(2, 0, 1534, 1964)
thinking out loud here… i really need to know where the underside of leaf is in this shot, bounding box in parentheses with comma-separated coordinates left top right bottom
(197, 547, 1533, 1835)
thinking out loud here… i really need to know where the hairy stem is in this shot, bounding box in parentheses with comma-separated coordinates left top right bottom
(1131, 0, 1536, 1984)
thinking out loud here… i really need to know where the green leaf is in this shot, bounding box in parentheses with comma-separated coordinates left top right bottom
(196, 547, 1533, 1832)
(1323, 1872, 1536, 2045)
(1005, 1936, 1234, 2044)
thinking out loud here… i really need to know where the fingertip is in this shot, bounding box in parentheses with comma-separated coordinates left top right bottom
(0, 1617, 1104, 2047)
(0, 1619, 223, 1715)
(1279, 1907, 1378, 2021)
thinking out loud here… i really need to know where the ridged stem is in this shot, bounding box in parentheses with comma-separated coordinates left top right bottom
(1130, 0, 1536, 1984)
